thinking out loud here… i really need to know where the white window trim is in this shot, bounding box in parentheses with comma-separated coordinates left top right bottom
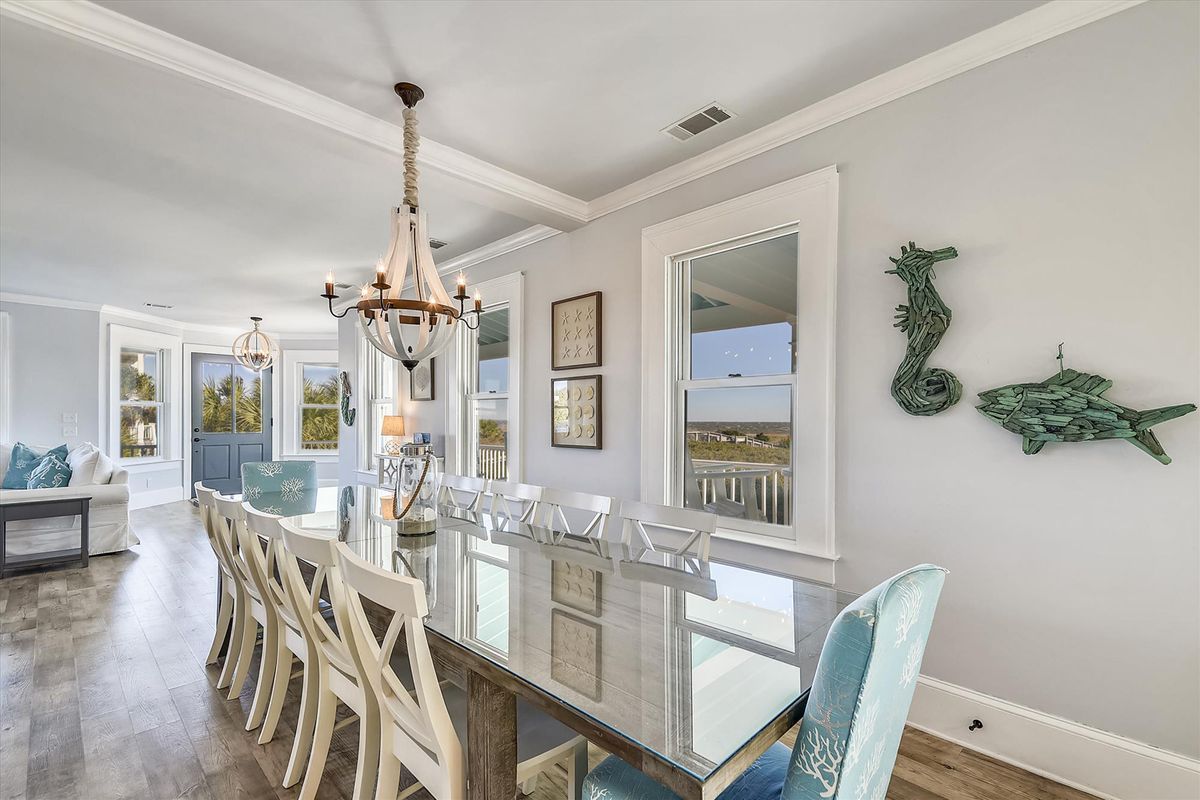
(108, 324, 182, 466)
(641, 166, 839, 561)
(357, 332, 398, 472)
(447, 272, 523, 481)
(280, 348, 340, 458)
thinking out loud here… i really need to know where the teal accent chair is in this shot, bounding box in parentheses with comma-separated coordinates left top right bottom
(582, 564, 947, 800)
(240, 461, 318, 498)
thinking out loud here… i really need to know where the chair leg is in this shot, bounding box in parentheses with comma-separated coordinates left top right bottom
(373, 730, 402, 800)
(566, 739, 588, 800)
(217, 590, 248, 689)
(245, 615, 280, 730)
(352, 699, 380, 800)
(226, 613, 257, 701)
(206, 590, 233, 666)
(298, 687, 337, 800)
(257, 637, 293, 744)
(283, 653, 321, 788)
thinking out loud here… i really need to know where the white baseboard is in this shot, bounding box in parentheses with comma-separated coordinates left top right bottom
(909, 676, 1200, 800)
(129, 486, 183, 510)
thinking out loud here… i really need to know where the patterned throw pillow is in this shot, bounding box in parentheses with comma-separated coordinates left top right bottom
(26, 455, 72, 489)
(2, 442, 69, 489)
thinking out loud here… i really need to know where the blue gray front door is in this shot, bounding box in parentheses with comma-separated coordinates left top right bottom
(190, 354, 272, 495)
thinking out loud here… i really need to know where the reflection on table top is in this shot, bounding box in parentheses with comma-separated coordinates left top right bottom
(229, 483, 850, 783)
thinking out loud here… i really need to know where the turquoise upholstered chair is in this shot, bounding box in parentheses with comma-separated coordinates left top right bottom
(582, 564, 947, 800)
(240, 461, 317, 498)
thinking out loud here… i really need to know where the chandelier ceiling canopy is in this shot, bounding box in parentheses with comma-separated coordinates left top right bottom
(323, 82, 482, 371)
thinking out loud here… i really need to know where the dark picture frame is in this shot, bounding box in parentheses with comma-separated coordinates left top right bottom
(551, 291, 602, 370)
(410, 358, 434, 401)
(551, 374, 602, 449)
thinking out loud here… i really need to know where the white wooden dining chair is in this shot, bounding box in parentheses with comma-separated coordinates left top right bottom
(437, 473, 488, 512)
(335, 542, 589, 800)
(536, 487, 613, 540)
(487, 480, 542, 522)
(614, 499, 716, 561)
(242, 504, 316, 748)
(278, 521, 379, 800)
(194, 483, 238, 671)
(214, 493, 277, 731)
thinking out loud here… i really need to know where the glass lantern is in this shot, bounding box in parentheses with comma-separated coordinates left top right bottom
(391, 441, 440, 535)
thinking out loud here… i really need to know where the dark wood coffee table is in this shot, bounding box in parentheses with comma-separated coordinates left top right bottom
(0, 496, 90, 576)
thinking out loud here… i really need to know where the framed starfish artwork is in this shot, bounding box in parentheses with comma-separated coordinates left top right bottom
(551, 291, 602, 370)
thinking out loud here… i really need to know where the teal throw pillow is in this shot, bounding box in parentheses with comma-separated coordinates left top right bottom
(3, 442, 69, 489)
(27, 455, 73, 489)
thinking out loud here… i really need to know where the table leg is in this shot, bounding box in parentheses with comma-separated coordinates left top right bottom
(79, 502, 89, 569)
(467, 669, 518, 800)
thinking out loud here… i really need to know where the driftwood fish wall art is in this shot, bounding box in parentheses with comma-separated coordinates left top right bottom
(887, 242, 962, 416)
(977, 348, 1196, 464)
(339, 371, 356, 427)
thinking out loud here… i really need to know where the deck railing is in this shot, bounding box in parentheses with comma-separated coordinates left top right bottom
(477, 445, 508, 480)
(692, 459, 792, 526)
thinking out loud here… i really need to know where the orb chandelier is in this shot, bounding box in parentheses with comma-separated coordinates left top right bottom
(232, 316, 276, 372)
(322, 82, 483, 371)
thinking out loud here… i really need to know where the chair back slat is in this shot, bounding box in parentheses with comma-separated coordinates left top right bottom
(615, 499, 715, 560)
(537, 487, 613, 539)
(438, 474, 488, 512)
(487, 480, 542, 522)
(336, 542, 462, 796)
(278, 521, 357, 675)
(243, 504, 297, 624)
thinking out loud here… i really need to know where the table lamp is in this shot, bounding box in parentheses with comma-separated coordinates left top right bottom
(381, 415, 406, 455)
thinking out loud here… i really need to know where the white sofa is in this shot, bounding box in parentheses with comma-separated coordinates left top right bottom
(0, 443, 138, 557)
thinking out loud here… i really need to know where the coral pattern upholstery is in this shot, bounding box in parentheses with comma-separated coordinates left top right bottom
(239, 460, 317, 499)
(581, 564, 947, 800)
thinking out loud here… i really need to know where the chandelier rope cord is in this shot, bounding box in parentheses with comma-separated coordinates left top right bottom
(402, 107, 419, 208)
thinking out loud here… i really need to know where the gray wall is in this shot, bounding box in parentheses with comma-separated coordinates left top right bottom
(341, 2, 1199, 756)
(0, 302, 101, 448)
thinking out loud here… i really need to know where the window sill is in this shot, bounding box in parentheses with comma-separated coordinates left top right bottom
(281, 452, 338, 461)
(711, 526, 839, 584)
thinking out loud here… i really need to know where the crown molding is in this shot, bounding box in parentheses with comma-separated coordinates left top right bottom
(0, 0, 589, 228)
(0, 292, 332, 339)
(0, 0, 1145, 231)
(586, 0, 1146, 219)
(434, 224, 561, 275)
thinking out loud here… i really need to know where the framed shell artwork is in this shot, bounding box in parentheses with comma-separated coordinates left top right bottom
(551, 291, 602, 370)
(410, 358, 434, 401)
(551, 375, 602, 449)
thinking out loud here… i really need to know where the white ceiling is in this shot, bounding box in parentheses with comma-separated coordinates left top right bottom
(0, 0, 1045, 333)
(94, 0, 1042, 199)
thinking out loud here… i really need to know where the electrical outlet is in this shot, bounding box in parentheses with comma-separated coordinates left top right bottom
(62, 413, 78, 424)
(63, 425, 78, 437)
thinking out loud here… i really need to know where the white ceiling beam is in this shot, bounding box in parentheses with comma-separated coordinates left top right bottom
(0, 0, 590, 230)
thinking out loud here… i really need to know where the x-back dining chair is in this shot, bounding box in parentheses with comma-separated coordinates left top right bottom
(194, 482, 238, 672)
(487, 480, 543, 523)
(536, 487, 613, 539)
(242, 504, 316, 748)
(278, 521, 379, 800)
(614, 499, 716, 561)
(583, 564, 948, 800)
(335, 542, 589, 800)
(438, 473, 488, 512)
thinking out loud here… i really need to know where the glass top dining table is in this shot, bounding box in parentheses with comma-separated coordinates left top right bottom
(232, 482, 851, 796)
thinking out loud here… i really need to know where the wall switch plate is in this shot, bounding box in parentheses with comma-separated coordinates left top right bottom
(62, 413, 78, 423)
(63, 425, 78, 437)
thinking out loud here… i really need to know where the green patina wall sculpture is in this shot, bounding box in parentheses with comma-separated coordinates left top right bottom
(339, 371, 356, 427)
(977, 346, 1196, 464)
(887, 241, 961, 416)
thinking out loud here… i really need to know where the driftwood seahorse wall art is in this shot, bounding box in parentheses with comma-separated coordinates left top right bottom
(339, 371, 356, 427)
(886, 242, 962, 416)
(977, 346, 1196, 464)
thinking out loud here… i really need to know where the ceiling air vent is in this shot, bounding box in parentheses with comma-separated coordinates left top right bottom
(428, 238, 448, 250)
(662, 103, 736, 142)
(143, 302, 174, 309)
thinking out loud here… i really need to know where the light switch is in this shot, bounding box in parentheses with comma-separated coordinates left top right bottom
(63, 425, 78, 437)
(62, 413, 78, 424)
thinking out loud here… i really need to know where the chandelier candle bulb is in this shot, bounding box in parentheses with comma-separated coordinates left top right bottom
(456, 273, 467, 298)
(324, 272, 334, 297)
(474, 291, 482, 313)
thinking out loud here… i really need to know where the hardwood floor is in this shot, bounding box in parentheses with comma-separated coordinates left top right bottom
(0, 502, 1097, 800)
